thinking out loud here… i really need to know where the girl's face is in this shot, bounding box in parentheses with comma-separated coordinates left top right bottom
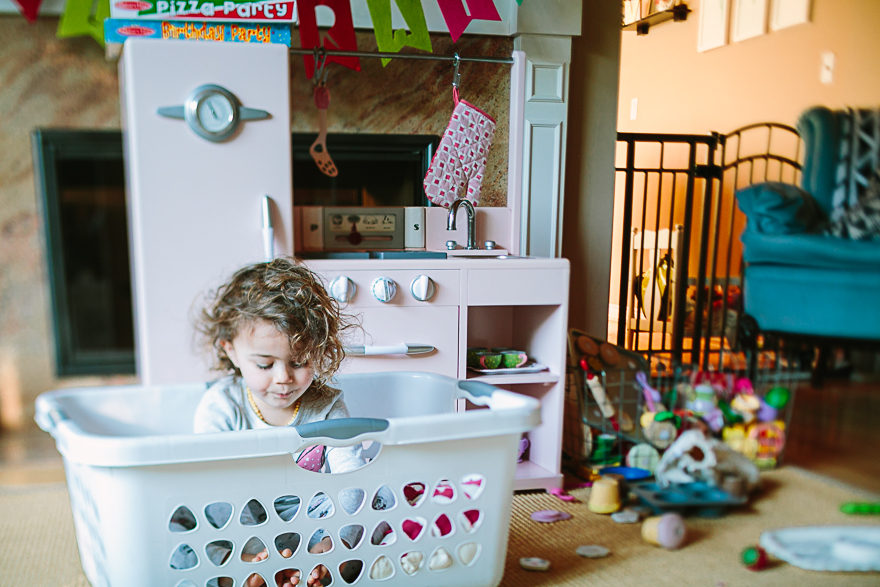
(222, 319, 314, 415)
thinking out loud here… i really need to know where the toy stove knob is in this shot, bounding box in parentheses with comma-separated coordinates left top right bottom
(410, 275, 436, 302)
(371, 276, 397, 303)
(329, 276, 356, 303)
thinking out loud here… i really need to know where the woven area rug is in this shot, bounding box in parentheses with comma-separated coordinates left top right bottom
(2, 467, 878, 586)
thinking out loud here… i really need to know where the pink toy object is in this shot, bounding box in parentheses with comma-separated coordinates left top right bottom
(517, 437, 530, 463)
(549, 487, 576, 502)
(296, 444, 325, 472)
(423, 93, 496, 208)
(733, 376, 754, 395)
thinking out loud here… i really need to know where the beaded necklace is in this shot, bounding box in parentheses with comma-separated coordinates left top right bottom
(247, 387, 301, 426)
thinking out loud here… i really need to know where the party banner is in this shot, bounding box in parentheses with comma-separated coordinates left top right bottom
(298, 0, 360, 78)
(11, 0, 43, 23)
(435, 0, 501, 43)
(366, 0, 432, 66)
(57, 0, 111, 46)
(109, 0, 296, 22)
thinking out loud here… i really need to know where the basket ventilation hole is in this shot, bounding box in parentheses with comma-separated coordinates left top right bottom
(458, 542, 481, 566)
(370, 521, 396, 546)
(309, 564, 333, 586)
(169, 506, 197, 532)
(460, 509, 483, 533)
(430, 513, 454, 538)
(274, 532, 301, 558)
(340, 524, 365, 549)
(169, 543, 198, 570)
(206, 540, 234, 566)
(460, 474, 486, 500)
(428, 547, 453, 571)
(369, 556, 394, 581)
(274, 495, 301, 522)
(431, 480, 456, 504)
(402, 482, 426, 507)
(307, 492, 335, 519)
(339, 559, 364, 584)
(245, 573, 266, 587)
(274, 568, 301, 587)
(371, 486, 396, 511)
(241, 536, 268, 563)
(205, 577, 234, 587)
(240, 500, 268, 526)
(399, 551, 424, 575)
(205, 502, 233, 529)
(401, 517, 426, 541)
(174, 580, 198, 587)
(338, 488, 365, 515)
(308, 529, 334, 553)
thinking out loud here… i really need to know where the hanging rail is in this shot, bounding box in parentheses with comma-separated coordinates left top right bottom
(289, 47, 515, 64)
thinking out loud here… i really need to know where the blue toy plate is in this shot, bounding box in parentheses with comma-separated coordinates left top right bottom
(598, 466, 652, 482)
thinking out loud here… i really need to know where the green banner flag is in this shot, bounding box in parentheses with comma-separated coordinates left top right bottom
(58, 0, 110, 46)
(366, 0, 433, 67)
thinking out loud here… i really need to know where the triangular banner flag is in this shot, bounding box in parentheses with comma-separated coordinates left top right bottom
(12, 0, 43, 23)
(435, 0, 501, 43)
(298, 0, 360, 79)
(366, 0, 433, 66)
(516, 0, 524, 5)
(57, 0, 110, 46)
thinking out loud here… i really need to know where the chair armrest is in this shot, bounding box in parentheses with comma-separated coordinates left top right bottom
(735, 182, 827, 235)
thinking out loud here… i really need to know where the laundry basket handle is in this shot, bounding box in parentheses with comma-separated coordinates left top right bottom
(297, 417, 389, 441)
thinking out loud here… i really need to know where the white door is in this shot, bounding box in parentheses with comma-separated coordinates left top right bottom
(122, 39, 292, 385)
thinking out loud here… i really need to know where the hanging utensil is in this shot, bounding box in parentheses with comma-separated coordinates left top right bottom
(309, 48, 338, 177)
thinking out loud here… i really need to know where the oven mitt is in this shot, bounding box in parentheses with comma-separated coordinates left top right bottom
(424, 92, 496, 208)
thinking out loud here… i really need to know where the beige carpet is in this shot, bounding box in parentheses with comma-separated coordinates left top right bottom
(2, 467, 878, 586)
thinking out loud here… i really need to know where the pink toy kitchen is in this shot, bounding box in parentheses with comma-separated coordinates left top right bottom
(116, 1, 578, 493)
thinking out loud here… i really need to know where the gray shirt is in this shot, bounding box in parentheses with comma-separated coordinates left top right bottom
(193, 375, 365, 474)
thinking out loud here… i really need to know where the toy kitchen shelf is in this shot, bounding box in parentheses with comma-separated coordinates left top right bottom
(463, 264, 569, 491)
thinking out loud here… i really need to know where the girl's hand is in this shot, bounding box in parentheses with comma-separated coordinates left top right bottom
(309, 536, 333, 554)
(307, 564, 330, 587)
(277, 568, 301, 587)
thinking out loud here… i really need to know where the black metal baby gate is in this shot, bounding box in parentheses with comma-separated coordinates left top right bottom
(613, 123, 803, 372)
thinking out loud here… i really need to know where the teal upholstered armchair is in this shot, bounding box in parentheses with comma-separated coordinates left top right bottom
(735, 106, 880, 345)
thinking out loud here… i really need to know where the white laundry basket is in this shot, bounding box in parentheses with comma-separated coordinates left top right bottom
(35, 372, 539, 587)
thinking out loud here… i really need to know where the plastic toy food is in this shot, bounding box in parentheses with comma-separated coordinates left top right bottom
(642, 513, 686, 549)
(741, 545, 769, 570)
(764, 386, 791, 409)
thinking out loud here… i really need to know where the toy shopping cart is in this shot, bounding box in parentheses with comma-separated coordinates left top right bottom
(35, 372, 539, 587)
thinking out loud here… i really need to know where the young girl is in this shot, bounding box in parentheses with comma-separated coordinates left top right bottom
(191, 257, 366, 587)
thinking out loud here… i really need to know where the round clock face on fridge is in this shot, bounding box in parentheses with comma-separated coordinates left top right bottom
(185, 85, 240, 142)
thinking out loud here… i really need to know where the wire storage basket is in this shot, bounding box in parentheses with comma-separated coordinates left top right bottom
(563, 331, 806, 480)
(35, 372, 539, 587)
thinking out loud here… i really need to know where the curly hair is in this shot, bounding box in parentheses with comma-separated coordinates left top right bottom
(195, 257, 354, 388)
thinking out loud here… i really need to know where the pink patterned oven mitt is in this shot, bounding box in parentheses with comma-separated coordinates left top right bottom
(423, 94, 496, 208)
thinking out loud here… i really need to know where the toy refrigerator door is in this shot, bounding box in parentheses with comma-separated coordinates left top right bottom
(122, 39, 292, 385)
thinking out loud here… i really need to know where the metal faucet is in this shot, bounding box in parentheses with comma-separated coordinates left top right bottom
(447, 198, 477, 250)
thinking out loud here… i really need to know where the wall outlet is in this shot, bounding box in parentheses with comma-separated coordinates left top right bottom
(820, 51, 835, 85)
(630, 97, 638, 120)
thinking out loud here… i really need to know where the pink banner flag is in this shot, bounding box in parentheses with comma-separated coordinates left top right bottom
(435, 0, 501, 43)
(298, 0, 360, 78)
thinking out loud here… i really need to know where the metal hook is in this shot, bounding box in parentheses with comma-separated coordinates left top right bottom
(452, 53, 461, 90)
(313, 46, 329, 86)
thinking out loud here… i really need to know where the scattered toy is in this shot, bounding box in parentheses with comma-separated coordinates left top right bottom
(549, 487, 576, 502)
(519, 557, 551, 571)
(576, 545, 610, 559)
(741, 545, 769, 570)
(641, 513, 687, 549)
(841, 502, 880, 515)
(530, 509, 572, 523)
(588, 478, 621, 514)
(611, 509, 640, 524)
